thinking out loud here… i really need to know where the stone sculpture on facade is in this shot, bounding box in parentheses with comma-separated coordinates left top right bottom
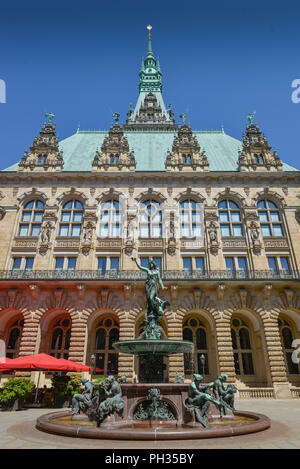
(167, 212, 177, 256)
(131, 257, 169, 339)
(249, 221, 261, 255)
(207, 221, 219, 255)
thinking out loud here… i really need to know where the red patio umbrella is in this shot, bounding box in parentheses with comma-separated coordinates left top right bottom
(58, 358, 103, 373)
(0, 356, 14, 372)
(0, 354, 76, 372)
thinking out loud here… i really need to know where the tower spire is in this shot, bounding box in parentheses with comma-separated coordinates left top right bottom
(125, 25, 177, 130)
(146, 25, 154, 57)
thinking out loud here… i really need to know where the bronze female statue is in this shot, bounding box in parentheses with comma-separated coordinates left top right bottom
(131, 257, 169, 339)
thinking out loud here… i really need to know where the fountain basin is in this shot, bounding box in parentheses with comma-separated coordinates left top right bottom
(113, 339, 194, 355)
(36, 410, 270, 440)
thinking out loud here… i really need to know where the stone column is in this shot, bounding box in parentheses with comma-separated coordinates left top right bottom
(166, 315, 184, 382)
(261, 314, 291, 398)
(215, 317, 236, 383)
(18, 313, 40, 356)
(68, 316, 87, 363)
(117, 312, 135, 382)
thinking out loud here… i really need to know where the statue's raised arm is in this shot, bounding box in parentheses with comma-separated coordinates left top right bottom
(131, 257, 149, 274)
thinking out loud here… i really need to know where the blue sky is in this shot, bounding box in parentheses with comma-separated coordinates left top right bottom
(0, 0, 299, 170)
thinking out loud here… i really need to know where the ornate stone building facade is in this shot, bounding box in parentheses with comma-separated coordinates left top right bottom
(0, 31, 300, 398)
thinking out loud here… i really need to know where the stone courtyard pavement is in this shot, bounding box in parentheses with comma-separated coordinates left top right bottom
(0, 399, 300, 449)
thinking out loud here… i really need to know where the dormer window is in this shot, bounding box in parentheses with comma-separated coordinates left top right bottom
(37, 154, 47, 165)
(109, 154, 119, 165)
(147, 113, 154, 120)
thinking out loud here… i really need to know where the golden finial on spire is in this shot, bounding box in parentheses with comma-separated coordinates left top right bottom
(147, 24, 152, 38)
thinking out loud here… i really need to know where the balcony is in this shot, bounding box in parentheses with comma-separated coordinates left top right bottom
(0, 269, 299, 282)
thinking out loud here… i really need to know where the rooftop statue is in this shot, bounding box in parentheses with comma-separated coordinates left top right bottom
(45, 112, 55, 125)
(112, 112, 120, 124)
(131, 257, 169, 339)
(179, 113, 187, 125)
(247, 110, 256, 126)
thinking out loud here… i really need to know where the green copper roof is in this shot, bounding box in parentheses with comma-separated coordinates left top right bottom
(2, 129, 298, 172)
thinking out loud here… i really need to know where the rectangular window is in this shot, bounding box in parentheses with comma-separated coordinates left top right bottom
(61, 212, 71, 222)
(261, 225, 271, 237)
(55, 257, 64, 270)
(183, 257, 192, 273)
(67, 258, 77, 270)
(219, 212, 229, 222)
(12, 258, 22, 270)
(220, 225, 230, 237)
(22, 213, 31, 222)
(98, 257, 107, 273)
(225, 257, 235, 271)
(25, 257, 34, 270)
(19, 225, 29, 237)
(268, 257, 278, 274)
(195, 257, 205, 273)
(273, 224, 283, 237)
(280, 257, 291, 274)
(30, 225, 41, 237)
(59, 225, 69, 237)
(73, 212, 83, 222)
(258, 211, 268, 222)
(237, 257, 248, 274)
(33, 212, 43, 222)
(110, 257, 119, 272)
(71, 225, 81, 237)
(232, 225, 243, 237)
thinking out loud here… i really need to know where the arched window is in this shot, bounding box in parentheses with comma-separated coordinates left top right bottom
(140, 199, 162, 238)
(218, 199, 243, 237)
(180, 199, 202, 237)
(59, 200, 84, 237)
(99, 200, 122, 237)
(6, 318, 24, 358)
(278, 317, 300, 375)
(49, 317, 71, 359)
(18, 200, 45, 237)
(183, 317, 209, 376)
(257, 199, 283, 237)
(231, 317, 254, 376)
(93, 317, 119, 375)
